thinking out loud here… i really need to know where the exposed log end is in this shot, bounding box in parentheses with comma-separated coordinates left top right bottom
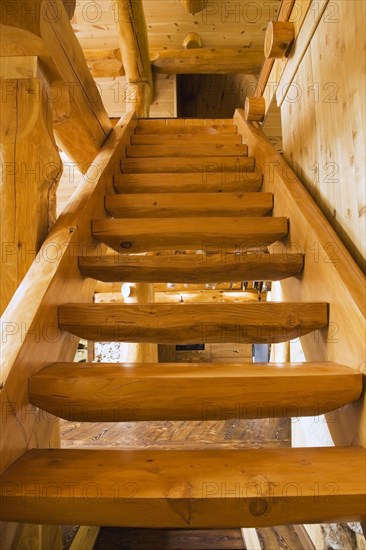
(264, 21, 295, 59)
(180, 0, 208, 15)
(244, 96, 266, 122)
(182, 32, 202, 49)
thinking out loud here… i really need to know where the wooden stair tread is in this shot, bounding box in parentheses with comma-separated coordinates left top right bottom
(135, 124, 237, 134)
(1, 447, 365, 527)
(91, 217, 288, 253)
(131, 134, 242, 145)
(29, 362, 362, 422)
(58, 302, 328, 343)
(119, 157, 255, 173)
(126, 144, 248, 158)
(105, 192, 273, 218)
(115, 172, 263, 194)
(79, 252, 304, 283)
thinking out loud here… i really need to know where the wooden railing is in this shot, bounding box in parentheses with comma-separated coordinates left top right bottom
(0, 111, 136, 548)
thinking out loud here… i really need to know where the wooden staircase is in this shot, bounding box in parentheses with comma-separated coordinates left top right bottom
(1, 114, 365, 532)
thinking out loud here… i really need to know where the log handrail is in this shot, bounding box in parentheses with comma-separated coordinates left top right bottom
(0, 110, 136, 475)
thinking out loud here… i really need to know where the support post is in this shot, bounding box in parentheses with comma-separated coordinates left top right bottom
(0, 56, 62, 314)
(113, 0, 153, 117)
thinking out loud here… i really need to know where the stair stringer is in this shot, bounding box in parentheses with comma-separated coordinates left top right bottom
(234, 109, 365, 448)
(0, 111, 137, 478)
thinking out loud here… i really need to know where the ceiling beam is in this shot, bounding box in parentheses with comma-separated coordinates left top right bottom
(84, 46, 263, 77)
(150, 46, 263, 74)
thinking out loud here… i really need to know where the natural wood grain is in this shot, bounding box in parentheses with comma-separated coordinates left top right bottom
(60, 416, 290, 451)
(115, 172, 262, 194)
(244, 97, 265, 122)
(39, 525, 62, 550)
(135, 124, 237, 134)
(1, 447, 365, 526)
(0, 112, 136, 483)
(83, 49, 123, 78)
(0, 59, 62, 314)
(180, 0, 207, 15)
(120, 282, 158, 363)
(113, 0, 153, 116)
(94, 527, 244, 549)
(241, 528, 261, 550)
(74, 0, 278, 51)
(69, 526, 100, 550)
(182, 32, 203, 49)
(255, 0, 296, 96)
(105, 192, 273, 218)
(126, 144, 248, 157)
(30, 362, 361, 421)
(91, 216, 288, 252)
(0, 0, 112, 170)
(131, 134, 242, 145)
(150, 47, 264, 74)
(255, 525, 316, 549)
(264, 21, 295, 58)
(79, 252, 303, 283)
(235, 109, 366, 447)
(281, 0, 365, 269)
(119, 156, 255, 173)
(256, 0, 312, 107)
(275, 0, 330, 106)
(58, 302, 328, 343)
(153, 290, 260, 303)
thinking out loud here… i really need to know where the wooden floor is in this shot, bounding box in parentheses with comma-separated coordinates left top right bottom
(59, 415, 323, 549)
(94, 528, 245, 549)
(60, 417, 291, 450)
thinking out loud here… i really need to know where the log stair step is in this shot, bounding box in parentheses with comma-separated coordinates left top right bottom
(115, 172, 262, 194)
(91, 217, 288, 253)
(135, 124, 237, 134)
(126, 144, 248, 158)
(131, 134, 242, 145)
(119, 156, 255, 173)
(105, 192, 273, 218)
(58, 302, 328, 343)
(79, 252, 304, 283)
(29, 362, 362, 422)
(1, 447, 365, 527)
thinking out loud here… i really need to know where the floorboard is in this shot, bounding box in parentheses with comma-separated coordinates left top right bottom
(60, 418, 291, 450)
(94, 528, 245, 549)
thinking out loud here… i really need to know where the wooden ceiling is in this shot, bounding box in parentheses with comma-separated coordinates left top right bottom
(71, 1, 280, 118)
(73, 0, 280, 52)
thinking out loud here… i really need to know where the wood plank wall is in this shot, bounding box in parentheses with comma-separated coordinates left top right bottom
(280, 0, 365, 271)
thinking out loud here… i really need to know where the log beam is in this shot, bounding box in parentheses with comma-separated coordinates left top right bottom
(78, 46, 263, 78)
(91, 216, 287, 253)
(79, 253, 303, 283)
(245, 96, 266, 122)
(58, 302, 328, 344)
(264, 21, 295, 59)
(2, 447, 365, 527)
(0, 0, 112, 171)
(29, 362, 362, 421)
(105, 192, 273, 218)
(113, 0, 153, 117)
(150, 47, 263, 74)
(0, 57, 62, 314)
